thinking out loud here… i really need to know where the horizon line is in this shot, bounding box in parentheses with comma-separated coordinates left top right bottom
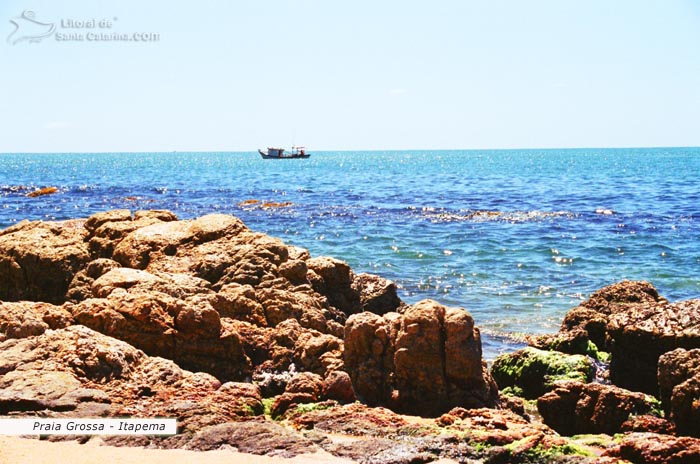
(1, 145, 699, 155)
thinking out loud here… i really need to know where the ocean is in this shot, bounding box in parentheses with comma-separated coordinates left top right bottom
(1, 148, 698, 359)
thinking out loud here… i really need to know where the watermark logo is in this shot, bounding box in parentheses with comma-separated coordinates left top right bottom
(7, 10, 160, 45)
(7, 10, 55, 45)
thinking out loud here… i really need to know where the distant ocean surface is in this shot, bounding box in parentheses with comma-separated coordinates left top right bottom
(2, 148, 699, 359)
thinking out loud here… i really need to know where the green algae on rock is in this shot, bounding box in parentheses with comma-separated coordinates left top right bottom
(491, 347, 595, 399)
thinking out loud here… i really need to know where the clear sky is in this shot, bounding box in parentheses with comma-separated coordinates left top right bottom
(1, 0, 699, 152)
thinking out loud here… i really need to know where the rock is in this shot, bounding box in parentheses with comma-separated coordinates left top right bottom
(113, 213, 247, 269)
(604, 432, 700, 463)
(658, 347, 700, 409)
(84, 210, 133, 233)
(85, 210, 176, 259)
(620, 414, 676, 435)
(0, 219, 90, 303)
(26, 186, 58, 197)
(607, 298, 700, 394)
(293, 332, 343, 375)
(285, 371, 323, 398)
(345, 300, 498, 416)
(0, 324, 267, 431)
(269, 392, 317, 418)
(490, 347, 595, 399)
(670, 375, 700, 437)
(290, 402, 412, 437)
(65, 258, 122, 302)
(537, 380, 660, 435)
(187, 419, 317, 457)
(322, 370, 356, 403)
(535, 280, 700, 395)
(278, 259, 308, 285)
(307, 256, 361, 315)
(0, 301, 73, 341)
(353, 273, 402, 315)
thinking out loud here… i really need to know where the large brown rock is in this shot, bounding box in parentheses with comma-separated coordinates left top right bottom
(537, 380, 659, 436)
(0, 219, 90, 303)
(530, 281, 700, 395)
(0, 324, 266, 430)
(658, 348, 700, 437)
(604, 432, 700, 463)
(344, 299, 498, 416)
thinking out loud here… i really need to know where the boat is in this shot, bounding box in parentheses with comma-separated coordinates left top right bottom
(258, 146, 310, 159)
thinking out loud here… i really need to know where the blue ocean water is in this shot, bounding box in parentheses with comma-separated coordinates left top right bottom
(1, 148, 699, 358)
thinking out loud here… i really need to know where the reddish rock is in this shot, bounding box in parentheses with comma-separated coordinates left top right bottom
(0, 301, 73, 341)
(669, 374, 700, 438)
(270, 392, 317, 418)
(285, 371, 323, 399)
(658, 348, 700, 411)
(345, 300, 498, 416)
(620, 414, 676, 435)
(187, 419, 316, 456)
(66, 258, 122, 301)
(0, 219, 90, 303)
(322, 370, 356, 403)
(70, 287, 251, 382)
(537, 380, 658, 436)
(85, 210, 176, 259)
(604, 432, 700, 463)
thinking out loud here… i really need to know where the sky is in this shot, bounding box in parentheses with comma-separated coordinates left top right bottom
(0, 0, 699, 152)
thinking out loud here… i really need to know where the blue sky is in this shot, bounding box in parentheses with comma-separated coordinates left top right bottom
(1, 0, 699, 151)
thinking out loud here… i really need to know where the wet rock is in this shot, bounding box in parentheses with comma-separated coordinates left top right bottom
(604, 432, 700, 463)
(537, 380, 659, 436)
(26, 186, 59, 197)
(345, 300, 498, 416)
(0, 219, 89, 303)
(491, 347, 595, 399)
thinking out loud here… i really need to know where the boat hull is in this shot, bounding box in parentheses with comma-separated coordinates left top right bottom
(258, 149, 310, 159)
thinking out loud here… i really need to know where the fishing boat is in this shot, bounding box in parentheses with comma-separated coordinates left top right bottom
(258, 146, 310, 159)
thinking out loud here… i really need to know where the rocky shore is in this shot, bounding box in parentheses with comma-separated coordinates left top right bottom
(1, 210, 699, 463)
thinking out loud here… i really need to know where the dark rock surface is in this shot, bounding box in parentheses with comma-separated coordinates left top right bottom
(537, 380, 660, 436)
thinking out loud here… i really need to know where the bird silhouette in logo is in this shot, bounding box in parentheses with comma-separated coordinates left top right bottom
(7, 10, 55, 45)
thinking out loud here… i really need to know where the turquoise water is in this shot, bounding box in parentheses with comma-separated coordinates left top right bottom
(1, 148, 699, 358)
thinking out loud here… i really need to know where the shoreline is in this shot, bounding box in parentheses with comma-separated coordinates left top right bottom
(0, 211, 699, 463)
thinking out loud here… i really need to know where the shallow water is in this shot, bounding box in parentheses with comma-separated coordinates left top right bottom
(2, 148, 698, 358)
